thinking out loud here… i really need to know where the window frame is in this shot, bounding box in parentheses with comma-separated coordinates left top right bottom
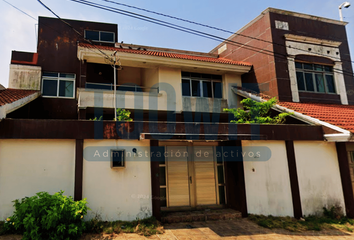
(181, 72, 223, 99)
(84, 30, 115, 43)
(295, 62, 336, 94)
(41, 72, 76, 99)
(110, 149, 125, 168)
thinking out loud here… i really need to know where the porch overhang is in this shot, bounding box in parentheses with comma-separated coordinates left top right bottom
(77, 46, 251, 74)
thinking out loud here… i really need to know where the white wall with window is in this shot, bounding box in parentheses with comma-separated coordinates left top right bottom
(42, 72, 75, 98)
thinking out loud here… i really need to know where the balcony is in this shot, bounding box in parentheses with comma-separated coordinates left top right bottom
(85, 82, 159, 93)
(182, 97, 228, 113)
(77, 84, 175, 112)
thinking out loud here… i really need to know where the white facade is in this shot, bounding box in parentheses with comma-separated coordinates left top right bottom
(243, 140, 294, 217)
(0, 139, 75, 220)
(294, 141, 345, 216)
(83, 139, 152, 221)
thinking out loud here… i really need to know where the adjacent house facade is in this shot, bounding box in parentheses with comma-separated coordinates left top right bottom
(0, 8, 354, 221)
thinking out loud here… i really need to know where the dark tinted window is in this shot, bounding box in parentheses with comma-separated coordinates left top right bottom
(85, 30, 99, 41)
(100, 32, 114, 42)
(42, 80, 57, 96)
(182, 79, 190, 96)
(213, 82, 222, 98)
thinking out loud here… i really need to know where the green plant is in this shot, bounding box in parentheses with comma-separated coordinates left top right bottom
(84, 216, 163, 236)
(89, 116, 103, 121)
(323, 205, 343, 219)
(224, 97, 293, 124)
(2, 191, 89, 240)
(115, 108, 133, 122)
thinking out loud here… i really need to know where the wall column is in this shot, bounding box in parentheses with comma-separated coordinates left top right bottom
(150, 140, 161, 220)
(334, 61, 348, 105)
(336, 142, 354, 217)
(74, 139, 84, 201)
(285, 140, 302, 218)
(287, 55, 300, 102)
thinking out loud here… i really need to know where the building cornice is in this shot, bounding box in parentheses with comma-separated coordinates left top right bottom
(284, 34, 342, 47)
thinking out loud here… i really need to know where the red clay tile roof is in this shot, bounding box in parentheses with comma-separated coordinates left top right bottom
(236, 88, 354, 133)
(0, 89, 39, 106)
(79, 43, 252, 67)
(278, 101, 354, 133)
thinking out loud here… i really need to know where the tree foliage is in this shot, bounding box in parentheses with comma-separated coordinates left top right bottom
(115, 108, 133, 121)
(223, 97, 293, 124)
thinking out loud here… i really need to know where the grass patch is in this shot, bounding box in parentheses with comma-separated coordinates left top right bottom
(248, 214, 354, 232)
(85, 216, 163, 236)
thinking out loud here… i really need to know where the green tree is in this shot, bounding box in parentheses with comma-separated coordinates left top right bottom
(223, 97, 293, 124)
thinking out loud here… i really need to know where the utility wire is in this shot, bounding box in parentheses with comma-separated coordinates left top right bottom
(70, 0, 354, 78)
(37, 0, 120, 68)
(100, 0, 354, 65)
(69, 0, 291, 60)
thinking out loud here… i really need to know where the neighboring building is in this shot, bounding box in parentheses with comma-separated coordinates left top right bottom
(210, 8, 353, 105)
(1, 8, 354, 222)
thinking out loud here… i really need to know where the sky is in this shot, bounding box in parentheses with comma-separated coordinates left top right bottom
(0, 0, 353, 87)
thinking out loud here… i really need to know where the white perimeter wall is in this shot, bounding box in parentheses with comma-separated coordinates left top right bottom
(243, 140, 294, 216)
(294, 141, 345, 216)
(83, 140, 152, 221)
(0, 139, 75, 220)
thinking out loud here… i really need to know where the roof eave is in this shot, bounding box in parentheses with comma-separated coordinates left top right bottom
(235, 88, 352, 142)
(0, 92, 41, 120)
(78, 46, 251, 73)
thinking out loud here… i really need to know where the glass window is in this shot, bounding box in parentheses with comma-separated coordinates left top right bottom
(42, 72, 75, 98)
(295, 62, 302, 69)
(181, 72, 222, 98)
(84, 30, 115, 43)
(191, 80, 201, 97)
(296, 62, 335, 94)
(315, 74, 325, 93)
(217, 165, 224, 184)
(85, 30, 99, 41)
(160, 188, 167, 207)
(202, 81, 212, 98)
(326, 75, 336, 93)
(296, 72, 305, 91)
(218, 186, 226, 205)
(42, 80, 57, 97)
(305, 73, 314, 92)
(59, 80, 74, 97)
(159, 167, 166, 186)
(100, 32, 114, 42)
(304, 63, 313, 70)
(182, 79, 190, 96)
(213, 82, 222, 99)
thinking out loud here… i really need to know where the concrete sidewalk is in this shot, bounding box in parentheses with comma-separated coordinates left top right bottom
(81, 218, 354, 239)
(2, 218, 354, 239)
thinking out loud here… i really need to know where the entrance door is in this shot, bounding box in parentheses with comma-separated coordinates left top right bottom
(161, 145, 222, 208)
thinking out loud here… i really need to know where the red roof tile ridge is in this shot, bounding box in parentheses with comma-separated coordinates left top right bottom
(78, 43, 252, 67)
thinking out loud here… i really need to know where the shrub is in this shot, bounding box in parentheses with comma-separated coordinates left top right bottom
(224, 97, 293, 124)
(3, 191, 89, 240)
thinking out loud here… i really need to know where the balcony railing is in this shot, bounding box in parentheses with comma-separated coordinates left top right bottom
(85, 82, 159, 93)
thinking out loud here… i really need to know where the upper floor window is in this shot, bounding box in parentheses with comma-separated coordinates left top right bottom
(84, 30, 115, 43)
(295, 62, 336, 94)
(181, 72, 222, 98)
(42, 72, 75, 98)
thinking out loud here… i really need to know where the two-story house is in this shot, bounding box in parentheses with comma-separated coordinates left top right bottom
(0, 8, 354, 221)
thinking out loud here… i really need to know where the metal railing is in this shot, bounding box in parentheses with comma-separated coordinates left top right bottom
(85, 82, 159, 93)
